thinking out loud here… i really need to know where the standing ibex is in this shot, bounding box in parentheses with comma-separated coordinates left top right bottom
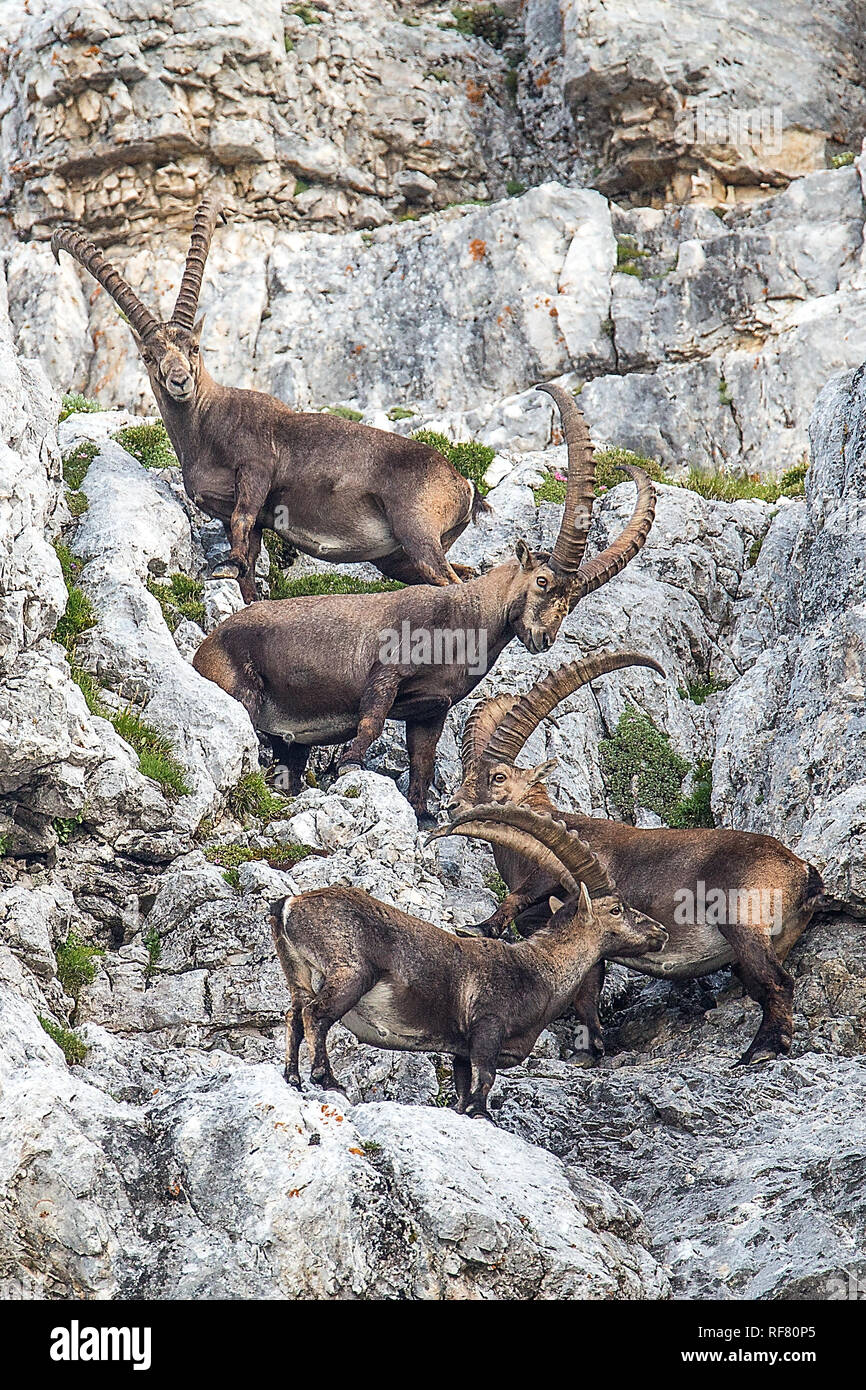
(52, 199, 487, 601)
(447, 652, 827, 1066)
(269, 804, 667, 1117)
(193, 386, 656, 816)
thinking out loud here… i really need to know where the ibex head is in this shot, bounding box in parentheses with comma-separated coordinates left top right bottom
(51, 197, 227, 405)
(500, 384, 656, 655)
(429, 803, 668, 956)
(447, 650, 666, 819)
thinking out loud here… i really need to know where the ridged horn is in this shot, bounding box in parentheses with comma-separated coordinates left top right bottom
(481, 652, 665, 768)
(50, 228, 160, 342)
(571, 462, 656, 604)
(171, 196, 227, 329)
(537, 383, 597, 575)
(460, 693, 519, 777)
(429, 803, 616, 899)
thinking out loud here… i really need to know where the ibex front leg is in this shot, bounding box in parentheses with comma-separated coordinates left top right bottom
(464, 1016, 504, 1121)
(338, 664, 403, 772)
(302, 965, 374, 1093)
(213, 468, 270, 598)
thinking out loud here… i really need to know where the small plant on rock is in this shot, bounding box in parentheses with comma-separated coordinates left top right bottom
(113, 422, 178, 470)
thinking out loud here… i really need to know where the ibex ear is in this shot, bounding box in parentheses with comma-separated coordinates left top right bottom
(579, 882, 593, 921)
(515, 538, 534, 570)
(548, 895, 564, 914)
(531, 757, 557, 783)
(192, 314, 206, 344)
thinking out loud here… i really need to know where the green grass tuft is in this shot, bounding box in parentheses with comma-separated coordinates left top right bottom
(59, 392, 101, 423)
(678, 677, 729, 705)
(326, 405, 364, 421)
(292, 3, 321, 22)
(718, 377, 734, 406)
(593, 447, 667, 495)
(615, 236, 650, 277)
(506, 178, 526, 196)
(0, 833, 10, 857)
(484, 870, 507, 902)
(56, 932, 104, 999)
(387, 406, 416, 421)
(270, 570, 403, 599)
(39, 1015, 87, 1065)
(205, 841, 320, 888)
(65, 489, 89, 517)
(831, 150, 855, 168)
(147, 573, 206, 632)
(69, 664, 108, 716)
(112, 707, 191, 797)
(228, 772, 294, 824)
(113, 422, 178, 470)
(144, 926, 162, 976)
(52, 541, 96, 654)
(412, 428, 494, 496)
(53, 812, 83, 845)
(669, 758, 715, 829)
(451, 4, 509, 47)
(63, 440, 99, 490)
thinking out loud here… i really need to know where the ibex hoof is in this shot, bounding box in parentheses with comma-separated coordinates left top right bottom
(570, 1049, 602, 1069)
(211, 561, 242, 581)
(284, 1068, 303, 1090)
(734, 1046, 779, 1068)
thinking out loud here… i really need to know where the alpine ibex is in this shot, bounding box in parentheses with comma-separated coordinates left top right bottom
(446, 652, 827, 1066)
(193, 385, 656, 818)
(51, 199, 487, 602)
(269, 804, 667, 1117)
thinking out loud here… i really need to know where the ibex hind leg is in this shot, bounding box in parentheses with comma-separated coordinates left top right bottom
(284, 1000, 306, 1089)
(723, 922, 794, 1067)
(302, 965, 376, 1093)
(453, 1056, 471, 1113)
(373, 530, 461, 586)
(271, 736, 310, 794)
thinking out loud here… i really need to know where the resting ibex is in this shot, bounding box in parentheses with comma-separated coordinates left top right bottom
(52, 199, 486, 601)
(193, 385, 656, 817)
(447, 652, 827, 1066)
(269, 804, 667, 1117)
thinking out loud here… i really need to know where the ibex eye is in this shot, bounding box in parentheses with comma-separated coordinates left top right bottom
(536, 576, 547, 589)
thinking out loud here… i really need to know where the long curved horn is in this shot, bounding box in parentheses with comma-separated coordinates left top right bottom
(460, 693, 519, 777)
(537, 383, 597, 575)
(572, 462, 656, 602)
(171, 196, 227, 328)
(429, 803, 616, 899)
(481, 651, 665, 768)
(51, 228, 160, 342)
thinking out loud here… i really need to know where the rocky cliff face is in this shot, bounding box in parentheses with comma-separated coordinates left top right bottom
(1, 0, 865, 1301)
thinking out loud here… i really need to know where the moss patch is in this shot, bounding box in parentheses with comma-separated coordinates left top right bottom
(326, 405, 363, 422)
(594, 447, 667, 494)
(484, 870, 507, 902)
(387, 406, 416, 421)
(63, 440, 99, 491)
(39, 1015, 87, 1064)
(147, 573, 206, 631)
(412, 428, 495, 496)
(113, 422, 178, 470)
(532, 472, 568, 506)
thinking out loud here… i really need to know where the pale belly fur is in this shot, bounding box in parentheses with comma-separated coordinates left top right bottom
(342, 981, 451, 1053)
(274, 512, 397, 563)
(611, 919, 734, 979)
